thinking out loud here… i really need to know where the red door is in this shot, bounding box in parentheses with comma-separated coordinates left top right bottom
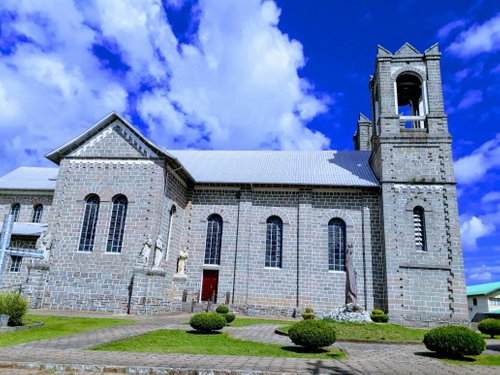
(201, 270, 219, 302)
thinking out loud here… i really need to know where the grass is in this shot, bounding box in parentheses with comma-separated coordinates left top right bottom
(0, 315, 135, 347)
(183, 317, 295, 327)
(278, 321, 427, 342)
(418, 352, 500, 366)
(92, 329, 345, 359)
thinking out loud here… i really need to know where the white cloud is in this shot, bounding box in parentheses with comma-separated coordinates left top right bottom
(460, 215, 495, 250)
(468, 264, 500, 282)
(482, 191, 500, 203)
(0, 0, 332, 175)
(437, 19, 467, 40)
(447, 13, 500, 57)
(457, 89, 482, 109)
(454, 134, 500, 185)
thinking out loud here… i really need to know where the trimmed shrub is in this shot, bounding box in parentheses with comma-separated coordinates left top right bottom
(370, 310, 389, 323)
(301, 307, 316, 320)
(215, 305, 229, 314)
(423, 325, 485, 358)
(478, 318, 500, 338)
(223, 313, 236, 324)
(288, 320, 336, 350)
(0, 292, 28, 326)
(189, 312, 226, 332)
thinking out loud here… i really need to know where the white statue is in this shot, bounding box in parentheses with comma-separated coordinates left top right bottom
(176, 247, 189, 275)
(36, 230, 53, 262)
(153, 235, 164, 268)
(139, 236, 153, 265)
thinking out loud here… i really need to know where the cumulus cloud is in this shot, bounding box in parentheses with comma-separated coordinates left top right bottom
(468, 264, 500, 282)
(454, 134, 500, 185)
(482, 191, 500, 203)
(447, 13, 500, 57)
(0, 0, 332, 175)
(460, 215, 495, 250)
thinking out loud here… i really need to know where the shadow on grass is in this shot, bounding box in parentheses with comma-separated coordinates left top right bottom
(186, 330, 223, 335)
(415, 351, 476, 363)
(281, 346, 343, 359)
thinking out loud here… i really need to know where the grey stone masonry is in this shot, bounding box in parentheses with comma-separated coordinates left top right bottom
(369, 43, 468, 326)
(353, 113, 372, 151)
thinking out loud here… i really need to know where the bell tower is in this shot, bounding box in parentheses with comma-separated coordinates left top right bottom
(369, 43, 468, 326)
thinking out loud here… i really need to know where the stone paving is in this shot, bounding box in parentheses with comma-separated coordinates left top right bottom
(0, 312, 497, 374)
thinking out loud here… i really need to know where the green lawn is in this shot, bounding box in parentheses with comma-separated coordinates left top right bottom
(278, 321, 427, 342)
(0, 315, 135, 347)
(442, 354, 500, 366)
(92, 329, 345, 359)
(184, 317, 296, 327)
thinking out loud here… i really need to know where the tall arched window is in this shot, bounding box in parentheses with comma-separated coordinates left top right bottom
(106, 195, 128, 253)
(328, 218, 346, 271)
(78, 194, 100, 252)
(11, 203, 20, 222)
(204, 214, 223, 264)
(413, 206, 427, 251)
(166, 205, 176, 259)
(265, 216, 283, 268)
(32, 204, 43, 223)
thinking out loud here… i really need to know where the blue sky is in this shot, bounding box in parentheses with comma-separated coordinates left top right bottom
(0, 1, 498, 285)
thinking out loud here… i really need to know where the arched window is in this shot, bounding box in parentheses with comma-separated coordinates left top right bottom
(413, 206, 427, 251)
(166, 205, 176, 259)
(106, 195, 128, 253)
(328, 218, 346, 271)
(11, 203, 20, 222)
(78, 194, 100, 252)
(32, 204, 43, 223)
(265, 216, 283, 268)
(204, 214, 223, 264)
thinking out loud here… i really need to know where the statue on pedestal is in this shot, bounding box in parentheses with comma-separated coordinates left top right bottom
(175, 247, 189, 276)
(345, 243, 357, 306)
(138, 236, 153, 266)
(35, 230, 53, 262)
(153, 235, 164, 269)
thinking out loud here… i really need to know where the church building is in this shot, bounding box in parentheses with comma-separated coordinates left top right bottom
(0, 43, 469, 326)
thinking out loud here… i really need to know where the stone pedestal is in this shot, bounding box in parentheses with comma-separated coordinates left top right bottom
(25, 262, 50, 309)
(129, 267, 169, 315)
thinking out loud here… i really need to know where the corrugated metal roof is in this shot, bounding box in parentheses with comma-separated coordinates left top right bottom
(467, 281, 500, 296)
(169, 150, 379, 186)
(0, 167, 58, 190)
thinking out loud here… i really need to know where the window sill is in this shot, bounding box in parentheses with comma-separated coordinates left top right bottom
(264, 267, 282, 270)
(328, 270, 346, 274)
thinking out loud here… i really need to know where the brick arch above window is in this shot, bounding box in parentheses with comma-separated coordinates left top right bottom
(199, 207, 231, 223)
(256, 209, 291, 225)
(76, 188, 136, 202)
(405, 197, 434, 212)
(391, 66, 425, 82)
(320, 209, 354, 228)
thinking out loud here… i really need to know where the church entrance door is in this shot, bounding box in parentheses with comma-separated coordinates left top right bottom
(201, 270, 219, 302)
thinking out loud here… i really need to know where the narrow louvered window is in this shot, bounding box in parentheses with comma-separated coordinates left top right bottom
(32, 204, 43, 223)
(106, 195, 127, 253)
(328, 218, 346, 271)
(204, 214, 222, 264)
(11, 203, 20, 222)
(265, 216, 283, 268)
(413, 206, 426, 251)
(78, 194, 100, 252)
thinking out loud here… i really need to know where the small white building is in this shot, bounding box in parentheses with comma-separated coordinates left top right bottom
(467, 281, 500, 321)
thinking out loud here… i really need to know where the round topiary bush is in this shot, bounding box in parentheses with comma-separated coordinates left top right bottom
(370, 310, 389, 323)
(223, 313, 236, 324)
(0, 292, 29, 326)
(478, 318, 500, 338)
(288, 320, 336, 351)
(423, 325, 485, 358)
(215, 305, 229, 314)
(189, 312, 226, 333)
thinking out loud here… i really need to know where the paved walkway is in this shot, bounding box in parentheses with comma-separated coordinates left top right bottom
(0, 312, 497, 374)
